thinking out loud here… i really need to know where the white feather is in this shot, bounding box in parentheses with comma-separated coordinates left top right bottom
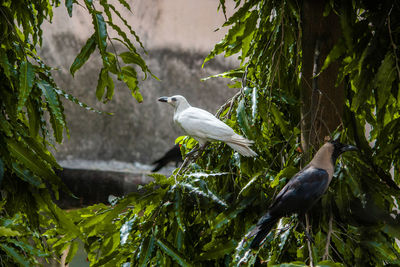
(163, 95, 257, 157)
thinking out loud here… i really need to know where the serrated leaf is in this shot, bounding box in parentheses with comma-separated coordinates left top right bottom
(179, 182, 227, 208)
(118, 0, 131, 11)
(156, 239, 193, 267)
(7, 139, 59, 186)
(37, 80, 65, 142)
(108, 4, 147, 53)
(70, 34, 96, 76)
(18, 61, 35, 112)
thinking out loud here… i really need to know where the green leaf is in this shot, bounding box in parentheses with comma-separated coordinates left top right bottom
(197, 239, 236, 261)
(119, 51, 148, 78)
(92, 11, 108, 59)
(174, 190, 185, 232)
(320, 39, 345, 74)
(0, 244, 31, 266)
(179, 182, 227, 208)
(139, 235, 156, 267)
(96, 68, 114, 102)
(270, 103, 290, 139)
(7, 139, 59, 186)
(156, 239, 193, 266)
(121, 66, 142, 102)
(374, 52, 396, 109)
(236, 98, 253, 139)
(96, 68, 107, 101)
(12, 163, 42, 187)
(118, 0, 131, 12)
(65, 241, 79, 264)
(65, 0, 73, 17)
(316, 260, 344, 267)
(18, 61, 35, 112)
(37, 80, 65, 142)
(70, 34, 96, 76)
(0, 159, 4, 186)
(0, 226, 21, 236)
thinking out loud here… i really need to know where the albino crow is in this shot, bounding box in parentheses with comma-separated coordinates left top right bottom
(249, 140, 357, 249)
(158, 95, 257, 157)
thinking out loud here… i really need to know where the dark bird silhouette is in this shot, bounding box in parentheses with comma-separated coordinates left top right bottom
(152, 144, 183, 172)
(249, 140, 357, 249)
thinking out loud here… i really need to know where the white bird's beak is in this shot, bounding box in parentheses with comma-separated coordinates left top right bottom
(158, 96, 169, 103)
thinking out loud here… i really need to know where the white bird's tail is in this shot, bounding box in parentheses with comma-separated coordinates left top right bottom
(226, 134, 257, 157)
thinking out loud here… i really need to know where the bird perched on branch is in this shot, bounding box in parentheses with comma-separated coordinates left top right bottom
(249, 140, 357, 249)
(151, 144, 182, 172)
(158, 95, 257, 157)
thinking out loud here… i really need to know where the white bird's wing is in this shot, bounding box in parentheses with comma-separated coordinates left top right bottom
(175, 107, 235, 142)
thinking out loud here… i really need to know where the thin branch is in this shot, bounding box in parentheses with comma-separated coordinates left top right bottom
(305, 213, 314, 267)
(323, 211, 333, 260)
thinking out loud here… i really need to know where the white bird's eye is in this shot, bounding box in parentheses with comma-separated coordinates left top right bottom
(171, 97, 177, 101)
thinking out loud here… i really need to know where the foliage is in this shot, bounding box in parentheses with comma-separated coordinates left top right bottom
(0, 0, 153, 265)
(1, 0, 400, 266)
(76, 0, 399, 266)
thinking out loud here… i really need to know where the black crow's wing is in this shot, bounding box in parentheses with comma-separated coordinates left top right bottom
(269, 166, 329, 216)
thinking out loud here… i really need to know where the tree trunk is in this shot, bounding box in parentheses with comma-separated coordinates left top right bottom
(300, 0, 344, 157)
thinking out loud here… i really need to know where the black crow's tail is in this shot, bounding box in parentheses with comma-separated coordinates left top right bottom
(151, 144, 182, 172)
(151, 158, 168, 172)
(249, 213, 279, 249)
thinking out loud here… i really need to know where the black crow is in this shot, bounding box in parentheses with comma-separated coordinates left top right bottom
(152, 144, 183, 172)
(249, 140, 357, 249)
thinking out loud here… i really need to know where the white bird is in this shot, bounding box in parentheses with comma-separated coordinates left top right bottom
(158, 95, 257, 157)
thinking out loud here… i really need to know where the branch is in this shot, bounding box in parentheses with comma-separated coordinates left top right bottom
(305, 213, 315, 267)
(323, 211, 333, 260)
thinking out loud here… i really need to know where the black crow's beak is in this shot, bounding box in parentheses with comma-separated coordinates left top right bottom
(158, 96, 168, 102)
(342, 145, 358, 152)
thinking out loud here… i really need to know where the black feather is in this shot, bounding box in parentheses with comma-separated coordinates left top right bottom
(152, 144, 182, 172)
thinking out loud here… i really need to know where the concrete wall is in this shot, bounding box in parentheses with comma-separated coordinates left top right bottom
(40, 0, 238, 166)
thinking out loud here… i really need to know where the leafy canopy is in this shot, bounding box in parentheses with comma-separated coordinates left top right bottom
(1, 0, 400, 266)
(0, 0, 153, 265)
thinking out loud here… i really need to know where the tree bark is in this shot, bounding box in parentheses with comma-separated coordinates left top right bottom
(300, 0, 344, 157)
